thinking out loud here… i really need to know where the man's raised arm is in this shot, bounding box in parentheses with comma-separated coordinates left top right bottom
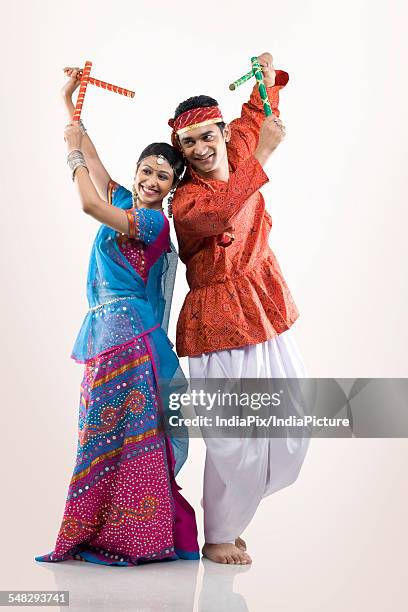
(228, 52, 289, 162)
(175, 115, 284, 237)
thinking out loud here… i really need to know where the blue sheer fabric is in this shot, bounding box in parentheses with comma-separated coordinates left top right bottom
(71, 186, 188, 474)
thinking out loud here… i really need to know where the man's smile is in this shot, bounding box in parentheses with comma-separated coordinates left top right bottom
(194, 153, 215, 162)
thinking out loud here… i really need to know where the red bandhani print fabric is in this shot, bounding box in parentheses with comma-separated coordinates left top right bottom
(172, 72, 299, 357)
(168, 106, 223, 134)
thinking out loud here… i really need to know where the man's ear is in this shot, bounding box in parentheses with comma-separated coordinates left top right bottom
(171, 132, 182, 150)
(223, 123, 232, 143)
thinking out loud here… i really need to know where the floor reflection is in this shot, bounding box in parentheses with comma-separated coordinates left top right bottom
(37, 555, 251, 611)
(198, 558, 250, 612)
(37, 558, 199, 612)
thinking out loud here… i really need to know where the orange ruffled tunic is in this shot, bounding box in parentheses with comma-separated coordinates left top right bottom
(173, 71, 299, 357)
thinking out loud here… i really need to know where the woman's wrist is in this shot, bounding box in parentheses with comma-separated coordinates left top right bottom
(62, 91, 73, 103)
(67, 149, 88, 181)
(66, 144, 82, 153)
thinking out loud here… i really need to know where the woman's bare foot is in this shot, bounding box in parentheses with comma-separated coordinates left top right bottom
(202, 542, 252, 565)
(235, 536, 247, 551)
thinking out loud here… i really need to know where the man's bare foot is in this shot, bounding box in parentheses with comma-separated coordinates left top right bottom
(202, 542, 252, 565)
(235, 536, 247, 551)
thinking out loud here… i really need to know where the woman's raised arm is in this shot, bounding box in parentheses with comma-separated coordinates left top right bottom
(62, 67, 111, 201)
(64, 124, 128, 233)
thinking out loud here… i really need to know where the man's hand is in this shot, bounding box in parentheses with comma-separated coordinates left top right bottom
(254, 115, 286, 166)
(61, 67, 81, 100)
(257, 52, 276, 87)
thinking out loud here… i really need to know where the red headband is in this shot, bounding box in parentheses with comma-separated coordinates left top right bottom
(168, 106, 224, 135)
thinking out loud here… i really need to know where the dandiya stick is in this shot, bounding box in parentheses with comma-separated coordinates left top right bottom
(72, 61, 92, 123)
(250, 56, 272, 117)
(79, 73, 135, 98)
(229, 69, 254, 91)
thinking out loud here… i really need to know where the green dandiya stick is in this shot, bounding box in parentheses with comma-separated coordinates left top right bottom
(229, 69, 254, 91)
(251, 56, 272, 116)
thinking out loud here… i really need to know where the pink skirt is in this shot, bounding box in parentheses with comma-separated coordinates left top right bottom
(36, 336, 199, 565)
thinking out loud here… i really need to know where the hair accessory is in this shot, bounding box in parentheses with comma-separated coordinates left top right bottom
(156, 155, 166, 165)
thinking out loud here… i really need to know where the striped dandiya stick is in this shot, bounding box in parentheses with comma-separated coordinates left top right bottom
(229, 57, 272, 117)
(71, 62, 135, 123)
(79, 74, 135, 99)
(229, 69, 254, 91)
(72, 61, 92, 123)
(250, 56, 272, 116)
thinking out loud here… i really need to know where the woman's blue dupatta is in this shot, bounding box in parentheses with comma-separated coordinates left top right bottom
(71, 187, 188, 474)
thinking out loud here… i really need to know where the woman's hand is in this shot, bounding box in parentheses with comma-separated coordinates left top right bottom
(64, 123, 83, 152)
(61, 67, 81, 99)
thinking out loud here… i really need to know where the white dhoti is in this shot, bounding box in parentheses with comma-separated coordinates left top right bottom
(188, 328, 310, 544)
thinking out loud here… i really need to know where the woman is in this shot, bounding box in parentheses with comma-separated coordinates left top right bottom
(35, 68, 199, 566)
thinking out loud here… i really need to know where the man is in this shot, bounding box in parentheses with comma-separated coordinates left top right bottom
(168, 53, 309, 565)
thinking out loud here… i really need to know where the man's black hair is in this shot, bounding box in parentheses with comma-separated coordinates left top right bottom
(174, 95, 226, 132)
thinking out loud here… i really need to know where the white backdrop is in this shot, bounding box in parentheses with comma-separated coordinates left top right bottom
(1, 1, 407, 610)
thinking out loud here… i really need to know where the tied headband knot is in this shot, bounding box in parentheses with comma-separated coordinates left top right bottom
(168, 106, 224, 135)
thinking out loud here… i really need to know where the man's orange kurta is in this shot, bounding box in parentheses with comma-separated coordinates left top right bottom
(173, 70, 299, 358)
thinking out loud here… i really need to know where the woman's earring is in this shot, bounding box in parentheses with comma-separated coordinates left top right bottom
(132, 185, 139, 208)
(167, 188, 175, 218)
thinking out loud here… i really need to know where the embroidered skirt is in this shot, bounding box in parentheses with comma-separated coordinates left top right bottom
(36, 336, 199, 565)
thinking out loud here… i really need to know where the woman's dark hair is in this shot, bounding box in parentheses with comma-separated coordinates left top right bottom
(137, 142, 185, 185)
(173, 95, 226, 132)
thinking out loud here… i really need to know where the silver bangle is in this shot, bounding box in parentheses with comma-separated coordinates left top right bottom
(78, 119, 87, 135)
(67, 150, 88, 181)
(67, 149, 84, 162)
